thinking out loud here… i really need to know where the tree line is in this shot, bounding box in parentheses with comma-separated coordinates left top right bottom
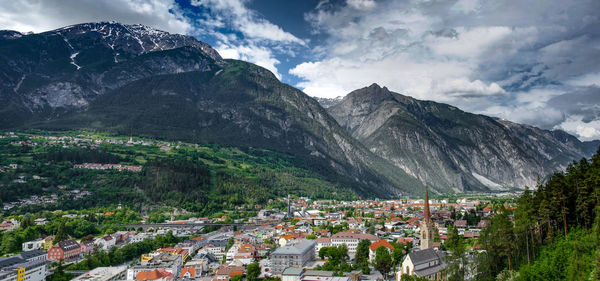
(474, 148, 600, 281)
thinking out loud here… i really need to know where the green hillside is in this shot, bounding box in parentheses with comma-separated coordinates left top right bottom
(0, 130, 359, 216)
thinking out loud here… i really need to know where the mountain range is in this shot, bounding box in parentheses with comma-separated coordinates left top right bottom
(1, 22, 597, 196)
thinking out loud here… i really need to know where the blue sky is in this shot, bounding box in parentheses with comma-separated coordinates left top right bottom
(1, 0, 599, 141)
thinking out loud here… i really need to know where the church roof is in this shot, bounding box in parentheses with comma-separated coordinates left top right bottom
(414, 262, 446, 277)
(407, 248, 443, 265)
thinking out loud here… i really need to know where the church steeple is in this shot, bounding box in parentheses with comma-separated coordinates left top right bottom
(423, 187, 431, 222)
(420, 187, 435, 250)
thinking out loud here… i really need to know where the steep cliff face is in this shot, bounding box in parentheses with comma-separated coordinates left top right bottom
(328, 84, 597, 193)
(0, 23, 423, 197)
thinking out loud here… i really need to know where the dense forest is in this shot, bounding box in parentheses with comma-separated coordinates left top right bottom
(475, 148, 600, 280)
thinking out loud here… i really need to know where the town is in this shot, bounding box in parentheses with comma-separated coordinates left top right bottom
(0, 189, 516, 281)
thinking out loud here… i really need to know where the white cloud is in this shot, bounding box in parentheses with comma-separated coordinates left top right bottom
(191, 0, 305, 45)
(191, 0, 305, 81)
(293, 0, 599, 140)
(0, 0, 192, 34)
(451, 0, 480, 13)
(480, 104, 564, 129)
(555, 115, 600, 141)
(346, 0, 376, 10)
(426, 26, 513, 58)
(567, 72, 600, 87)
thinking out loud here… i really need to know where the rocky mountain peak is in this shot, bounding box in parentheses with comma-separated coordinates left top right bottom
(39, 22, 222, 61)
(328, 84, 599, 193)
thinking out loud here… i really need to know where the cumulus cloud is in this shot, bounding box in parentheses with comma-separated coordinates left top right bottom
(292, 0, 600, 140)
(191, 0, 305, 45)
(190, 0, 305, 80)
(346, 0, 376, 10)
(479, 86, 600, 141)
(0, 0, 192, 34)
(556, 115, 600, 141)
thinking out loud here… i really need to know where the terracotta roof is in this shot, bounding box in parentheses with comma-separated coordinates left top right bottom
(315, 237, 331, 243)
(180, 268, 196, 278)
(136, 269, 173, 280)
(369, 239, 394, 251)
(396, 237, 413, 244)
(281, 234, 295, 241)
(216, 265, 245, 277)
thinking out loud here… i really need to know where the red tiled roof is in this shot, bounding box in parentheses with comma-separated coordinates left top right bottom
(136, 269, 173, 280)
(180, 268, 196, 278)
(369, 239, 394, 251)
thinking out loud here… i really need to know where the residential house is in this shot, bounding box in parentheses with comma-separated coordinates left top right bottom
(454, 220, 467, 230)
(179, 267, 196, 279)
(80, 240, 95, 255)
(282, 268, 304, 281)
(34, 218, 49, 226)
(95, 235, 116, 251)
(214, 264, 244, 280)
(368, 240, 394, 263)
(200, 244, 225, 260)
(135, 269, 174, 281)
(126, 253, 182, 280)
(47, 239, 81, 261)
(0, 220, 19, 232)
(156, 247, 189, 262)
(42, 236, 55, 251)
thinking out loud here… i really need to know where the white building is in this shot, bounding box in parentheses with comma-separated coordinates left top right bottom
(22, 239, 44, 251)
(314, 237, 331, 259)
(200, 245, 225, 260)
(330, 232, 378, 258)
(225, 244, 239, 263)
(95, 236, 116, 251)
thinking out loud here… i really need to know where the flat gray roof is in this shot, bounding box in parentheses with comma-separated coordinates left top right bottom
(272, 240, 315, 256)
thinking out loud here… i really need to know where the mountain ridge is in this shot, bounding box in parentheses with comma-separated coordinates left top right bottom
(0, 22, 424, 197)
(327, 83, 598, 193)
(1, 22, 596, 196)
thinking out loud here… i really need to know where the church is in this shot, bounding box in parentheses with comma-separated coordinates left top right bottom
(396, 188, 446, 281)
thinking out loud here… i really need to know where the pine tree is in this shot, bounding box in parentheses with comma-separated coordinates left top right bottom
(443, 224, 467, 281)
